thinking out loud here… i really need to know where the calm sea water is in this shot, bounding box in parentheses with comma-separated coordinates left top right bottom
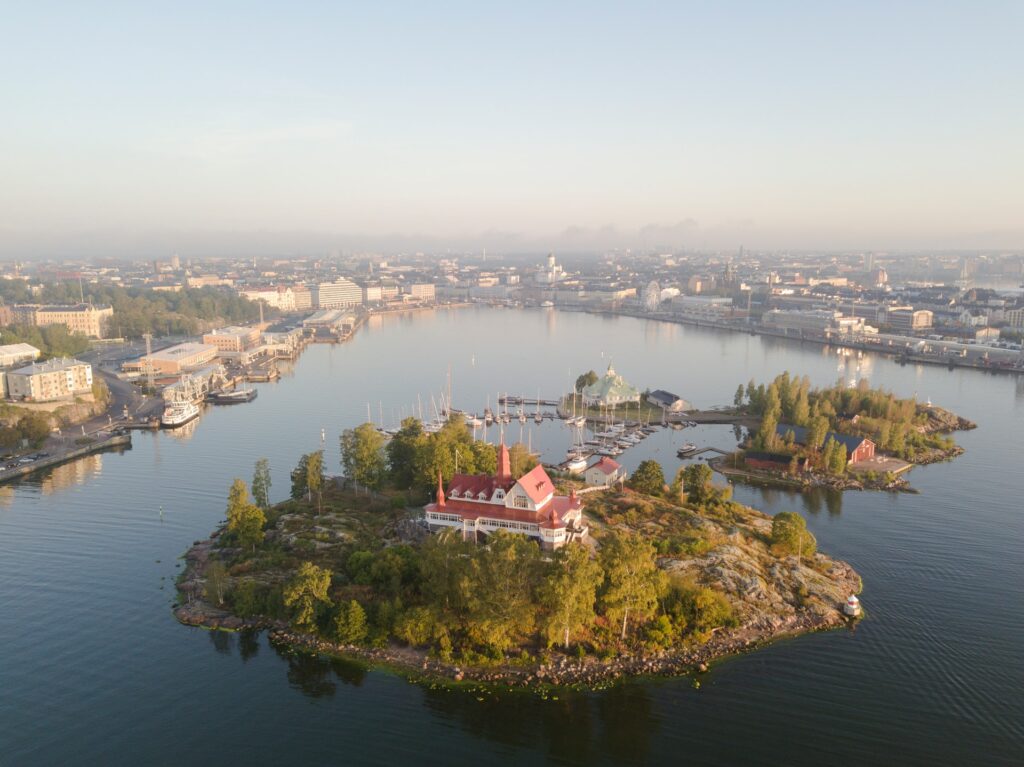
(1, 307, 1021, 766)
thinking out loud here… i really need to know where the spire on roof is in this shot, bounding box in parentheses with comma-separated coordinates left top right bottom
(497, 438, 511, 482)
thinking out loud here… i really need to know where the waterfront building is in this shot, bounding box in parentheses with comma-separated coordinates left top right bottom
(763, 309, 864, 335)
(0, 343, 41, 369)
(646, 389, 692, 413)
(670, 295, 733, 321)
(122, 342, 218, 376)
(424, 443, 588, 550)
(407, 283, 436, 302)
(5, 357, 93, 402)
(311, 278, 362, 309)
(584, 456, 625, 487)
(581, 364, 641, 408)
(12, 304, 113, 338)
(888, 308, 933, 332)
(202, 325, 261, 353)
(776, 424, 875, 464)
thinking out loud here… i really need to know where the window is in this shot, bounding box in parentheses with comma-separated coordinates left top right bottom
(513, 495, 530, 509)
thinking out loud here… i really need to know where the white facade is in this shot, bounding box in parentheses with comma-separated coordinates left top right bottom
(6, 358, 93, 402)
(312, 279, 362, 309)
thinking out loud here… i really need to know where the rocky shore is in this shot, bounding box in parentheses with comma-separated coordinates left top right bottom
(175, 531, 862, 690)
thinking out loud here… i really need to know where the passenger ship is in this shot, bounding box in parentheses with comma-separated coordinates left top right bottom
(161, 400, 201, 429)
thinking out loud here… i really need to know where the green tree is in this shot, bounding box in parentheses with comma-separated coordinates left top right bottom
(306, 450, 325, 513)
(771, 511, 817, 559)
(251, 458, 272, 509)
(334, 600, 368, 645)
(681, 463, 713, 505)
(507, 442, 538, 477)
(600, 532, 664, 640)
(226, 478, 266, 553)
(470, 440, 498, 476)
(420, 528, 473, 613)
(386, 417, 425, 488)
(465, 530, 542, 652)
(575, 370, 598, 392)
(283, 561, 333, 631)
(204, 560, 228, 606)
(733, 384, 745, 408)
(290, 453, 310, 500)
(538, 542, 603, 648)
(806, 415, 830, 452)
(340, 423, 387, 489)
(630, 459, 665, 495)
(828, 439, 848, 474)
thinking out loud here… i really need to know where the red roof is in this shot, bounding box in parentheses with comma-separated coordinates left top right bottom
(447, 473, 514, 500)
(426, 491, 582, 528)
(516, 464, 555, 504)
(589, 456, 622, 475)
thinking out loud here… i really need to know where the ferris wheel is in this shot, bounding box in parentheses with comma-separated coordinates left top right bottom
(642, 280, 661, 312)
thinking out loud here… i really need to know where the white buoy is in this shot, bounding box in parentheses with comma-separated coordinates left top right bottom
(844, 594, 862, 617)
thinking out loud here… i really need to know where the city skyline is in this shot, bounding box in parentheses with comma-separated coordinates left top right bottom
(2, 2, 1022, 257)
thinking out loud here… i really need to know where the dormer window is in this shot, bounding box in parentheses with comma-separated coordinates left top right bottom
(449, 489, 458, 498)
(463, 490, 474, 498)
(494, 489, 505, 500)
(477, 491, 488, 500)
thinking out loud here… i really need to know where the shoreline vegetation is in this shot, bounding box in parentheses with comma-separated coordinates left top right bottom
(706, 372, 975, 494)
(175, 421, 862, 689)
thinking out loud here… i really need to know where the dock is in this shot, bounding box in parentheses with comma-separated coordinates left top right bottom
(0, 433, 132, 485)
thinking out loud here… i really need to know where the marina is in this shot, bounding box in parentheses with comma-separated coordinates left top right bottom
(1, 308, 1021, 765)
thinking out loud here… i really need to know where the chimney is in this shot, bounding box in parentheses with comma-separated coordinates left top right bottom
(436, 470, 446, 507)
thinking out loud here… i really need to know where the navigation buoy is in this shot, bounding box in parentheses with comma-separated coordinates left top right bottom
(844, 595, 862, 617)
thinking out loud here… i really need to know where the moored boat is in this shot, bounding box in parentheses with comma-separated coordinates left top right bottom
(161, 400, 200, 428)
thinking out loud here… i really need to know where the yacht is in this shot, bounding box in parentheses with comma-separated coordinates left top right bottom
(161, 400, 200, 429)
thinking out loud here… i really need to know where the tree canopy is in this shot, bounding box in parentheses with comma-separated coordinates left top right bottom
(630, 460, 666, 496)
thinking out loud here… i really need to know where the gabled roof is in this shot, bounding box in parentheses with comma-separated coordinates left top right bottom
(447, 473, 514, 500)
(777, 424, 872, 454)
(515, 464, 555, 504)
(588, 456, 622, 475)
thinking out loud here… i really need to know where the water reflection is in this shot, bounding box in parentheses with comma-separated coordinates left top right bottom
(271, 642, 367, 698)
(421, 681, 655, 764)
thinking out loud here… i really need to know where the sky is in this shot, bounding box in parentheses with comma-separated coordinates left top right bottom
(1, 1, 1022, 257)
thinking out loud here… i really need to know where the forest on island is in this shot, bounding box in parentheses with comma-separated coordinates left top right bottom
(735, 371, 957, 469)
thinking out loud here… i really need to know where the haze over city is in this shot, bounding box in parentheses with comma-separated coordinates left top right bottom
(2, 1, 1022, 257)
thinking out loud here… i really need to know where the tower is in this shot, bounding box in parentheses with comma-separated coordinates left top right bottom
(497, 439, 511, 482)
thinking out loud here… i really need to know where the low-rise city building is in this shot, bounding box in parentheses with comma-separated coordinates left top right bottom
(122, 342, 218, 376)
(5, 357, 93, 401)
(0, 343, 41, 368)
(202, 326, 261, 353)
(12, 304, 113, 338)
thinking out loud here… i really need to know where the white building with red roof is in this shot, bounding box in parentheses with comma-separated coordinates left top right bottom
(585, 456, 625, 487)
(424, 442, 588, 550)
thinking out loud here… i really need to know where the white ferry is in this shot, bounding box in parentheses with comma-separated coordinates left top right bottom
(161, 400, 200, 429)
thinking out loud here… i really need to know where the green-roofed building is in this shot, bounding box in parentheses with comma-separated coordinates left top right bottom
(581, 364, 641, 408)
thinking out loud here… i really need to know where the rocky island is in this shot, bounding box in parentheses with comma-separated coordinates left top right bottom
(711, 372, 976, 493)
(175, 419, 862, 689)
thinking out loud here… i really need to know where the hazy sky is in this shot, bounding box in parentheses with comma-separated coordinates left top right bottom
(2, 2, 1022, 256)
